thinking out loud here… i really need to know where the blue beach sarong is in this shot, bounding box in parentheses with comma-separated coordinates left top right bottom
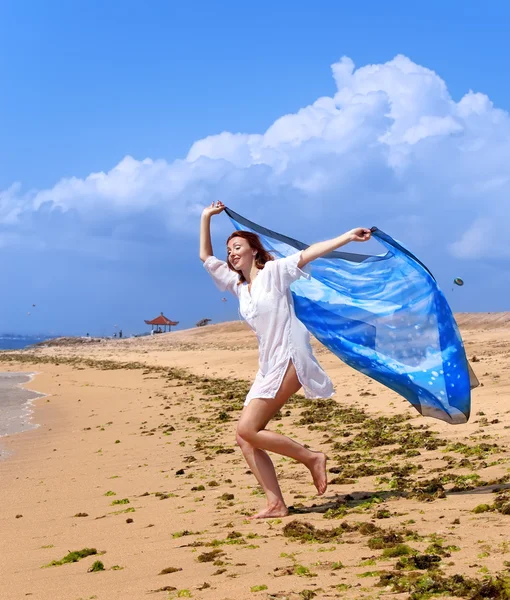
(225, 207, 478, 425)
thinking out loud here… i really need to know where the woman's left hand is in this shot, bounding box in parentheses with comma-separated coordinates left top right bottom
(349, 228, 372, 242)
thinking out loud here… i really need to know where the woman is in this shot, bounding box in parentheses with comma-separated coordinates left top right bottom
(200, 200, 371, 519)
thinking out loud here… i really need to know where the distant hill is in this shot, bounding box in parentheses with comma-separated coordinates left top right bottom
(27, 312, 510, 351)
(455, 312, 510, 330)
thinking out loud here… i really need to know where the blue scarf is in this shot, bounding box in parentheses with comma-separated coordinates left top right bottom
(225, 207, 477, 424)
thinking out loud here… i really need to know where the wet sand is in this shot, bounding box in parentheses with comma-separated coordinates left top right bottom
(0, 372, 46, 458)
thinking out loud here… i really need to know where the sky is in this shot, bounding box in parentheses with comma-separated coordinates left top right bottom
(1, 0, 510, 336)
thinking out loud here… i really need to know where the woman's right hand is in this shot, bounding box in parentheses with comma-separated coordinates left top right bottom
(202, 200, 225, 217)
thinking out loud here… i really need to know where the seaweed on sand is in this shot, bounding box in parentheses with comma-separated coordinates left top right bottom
(282, 521, 347, 543)
(197, 549, 224, 562)
(472, 491, 510, 516)
(377, 570, 510, 600)
(43, 548, 98, 567)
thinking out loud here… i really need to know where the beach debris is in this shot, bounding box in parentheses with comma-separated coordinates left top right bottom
(226, 531, 242, 539)
(219, 493, 235, 501)
(88, 560, 105, 572)
(158, 566, 182, 575)
(381, 543, 415, 557)
(43, 547, 98, 568)
(155, 492, 174, 500)
(377, 571, 510, 598)
(172, 530, 197, 538)
(198, 549, 224, 562)
(472, 491, 510, 515)
(299, 592, 318, 600)
(368, 532, 405, 550)
(283, 521, 344, 543)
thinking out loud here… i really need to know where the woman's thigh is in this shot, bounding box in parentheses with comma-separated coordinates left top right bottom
(238, 361, 302, 435)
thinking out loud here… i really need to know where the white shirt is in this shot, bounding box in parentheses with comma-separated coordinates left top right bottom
(203, 252, 334, 405)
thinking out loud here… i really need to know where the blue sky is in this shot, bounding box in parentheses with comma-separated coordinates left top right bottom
(1, 1, 509, 336)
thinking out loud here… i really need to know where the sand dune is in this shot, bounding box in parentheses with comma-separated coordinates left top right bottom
(455, 311, 510, 330)
(37, 311, 510, 353)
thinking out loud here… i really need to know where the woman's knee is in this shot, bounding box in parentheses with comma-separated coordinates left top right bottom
(235, 431, 247, 448)
(236, 423, 257, 446)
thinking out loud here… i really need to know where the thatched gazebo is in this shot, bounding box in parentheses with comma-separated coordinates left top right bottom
(144, 312, 179, 333)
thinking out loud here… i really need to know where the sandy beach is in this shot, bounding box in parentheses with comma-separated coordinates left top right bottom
(1, 313, 510, 600)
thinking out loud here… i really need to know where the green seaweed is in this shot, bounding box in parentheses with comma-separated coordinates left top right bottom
(197, 549, 224, 562)
(377, 571, 510, 599)
(43, 547, 97, 568)
(396, 554, 442, 570)
(88, 560, 105, 572)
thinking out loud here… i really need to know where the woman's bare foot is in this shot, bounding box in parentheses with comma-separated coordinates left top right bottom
(248, 503, 289, 520)
(308, 451, 328, 495)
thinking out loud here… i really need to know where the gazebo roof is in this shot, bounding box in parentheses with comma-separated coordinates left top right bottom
(144, 312, 179, 326)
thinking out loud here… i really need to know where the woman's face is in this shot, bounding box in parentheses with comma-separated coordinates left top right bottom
(227, 236, 255, 271)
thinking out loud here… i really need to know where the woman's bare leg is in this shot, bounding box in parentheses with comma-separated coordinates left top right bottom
(236, 437, 288, 516)
(236, 361, 328, 519)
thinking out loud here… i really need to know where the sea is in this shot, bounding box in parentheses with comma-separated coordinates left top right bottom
(0, 335, 52, 459)
(0, 335, 50, 351)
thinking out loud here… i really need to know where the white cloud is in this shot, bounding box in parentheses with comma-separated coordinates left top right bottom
(0, 183, 25, 225)
(449, 217, 507, 259)
(2, 54, 510, 261)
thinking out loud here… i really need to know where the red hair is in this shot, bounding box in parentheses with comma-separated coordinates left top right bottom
(226, 231, 274, 284)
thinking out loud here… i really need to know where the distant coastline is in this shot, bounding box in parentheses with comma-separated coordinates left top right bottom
(0, 335, 55, 351)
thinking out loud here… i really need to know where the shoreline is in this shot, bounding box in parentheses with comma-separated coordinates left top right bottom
(0, 371, 48, 459)
(0, 321, 509, 599)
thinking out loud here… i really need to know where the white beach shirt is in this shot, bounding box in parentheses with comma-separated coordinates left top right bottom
(203, 252, 334, 406)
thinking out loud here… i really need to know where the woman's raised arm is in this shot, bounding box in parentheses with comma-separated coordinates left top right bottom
(298, 227, 372, 268)
(199, 201, 225, 262)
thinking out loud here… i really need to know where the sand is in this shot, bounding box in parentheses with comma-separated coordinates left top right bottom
(0, 313, 509, 600)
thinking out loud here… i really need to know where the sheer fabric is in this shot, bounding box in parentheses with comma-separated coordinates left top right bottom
(225, 207, 477, 424)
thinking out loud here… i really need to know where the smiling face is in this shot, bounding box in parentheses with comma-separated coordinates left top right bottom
(227, 236, 255, 271)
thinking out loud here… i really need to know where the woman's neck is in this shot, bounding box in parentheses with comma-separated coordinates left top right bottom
(244, 264, 261, 284)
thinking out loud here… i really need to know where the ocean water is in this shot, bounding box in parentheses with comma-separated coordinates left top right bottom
(0, 372, 46, 460)
(0, 337, 52, 460)
(0, 335, 50, 350)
